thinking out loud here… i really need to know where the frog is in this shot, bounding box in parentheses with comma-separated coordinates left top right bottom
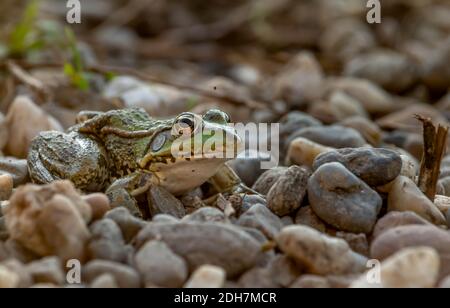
(28, 108, 251, 218)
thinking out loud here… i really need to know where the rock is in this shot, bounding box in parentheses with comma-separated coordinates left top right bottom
(83, 193, 110, 221)
(185, 265, 226, 288)
(279, 112, 322, 149)
(153, 214, 180, 224)
(294, 206, 328, 233)
(5, 96, 63, 158)
(0, 158, 29, 186)
(352, 247, 440, 288)
(273, 51, 324, 108)
(0, 174, 13, 201)
(286, 137, 333, 168)
(87, 219, 127, 263)
(308, 162, 382, 233)
(434, 195, 450, 216)
(240, 195, 267, 214)
(276, 225, 368, 275)
(90, 273, 119, 288)
(104, 207, 146, 243)
(0, 113, 8, 150)
(26, 256, 65, 285)
(267, 255, 302, 287)
(136, 222, 262, 278)
(326, 77, 394, 114)
(135, 240, 188, 288)
(313, 148, 402, 187)
(372, 211, 431, 239)
(266, 166, 310, 216)
(423, 38, 450, 91)
(308, 91, 368, 124)
(281, 216, 294, 227)
(228, 157, 267, 188)
(336, 232, 369, 257)
(387, 176, 446, 225)
(0, 259, 32, 288)
(439, 276, 450, 288)
(147, 186, 185, 219)
(238, 268, 279, 288)
(237, 204, 283, 240)
(182, 207, 225, 223)
(3, 239, 38, 263)
(83, 260, 140, 288)
(290, 275, 330, 288)
(252, 167, 287, 195)
(5, 181, 91, 261)
(339, 116, 382, 146)
(371, 225, 450, 278)
(290, 125, 366, 149)
(344, 50, 418, 92)
(0, 264, 19, 288)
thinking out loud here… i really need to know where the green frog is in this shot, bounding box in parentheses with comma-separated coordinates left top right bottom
(28, 108, 250, 217)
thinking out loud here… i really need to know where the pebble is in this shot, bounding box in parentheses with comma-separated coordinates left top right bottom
(240, 195, 267, 215)
(439, 276, 450, 288)
(434, 195, 450, 216)
(423, 38, 450, 91)
(289, 125, 367, 149)
(279, 112, 322, 148)
(90, 273, 119, 288)
(387, 176, 446, 225)
(326, 77, 394, 114)
(372, 211, 431, 239)
(286, 137, 333, 168)
(228, 157, 267, 188)
(1, 259, 32, 288)
(5, 181, 91, 261)
(104, 207, 146, 243)
(236, 204, 283, 240)
(266, 166, 310, 216)
(0, 174, 13, 201)
(136, 222, 262, 278)
(344, 50, 418, 92)
(152, 214, 180, 224)
(0, 113, 8, 151)
(4, 96, 63, 158)
(273, 51, 324, 108)
(26, 256, 65, 285)
(351, 247, 440, 288)
(371, 225, 450, 278)
(184, 265, 226, 288)
(294, 206, 328, 234)
(82, 193, 111, 221)
(308, 162, 382, 233)
(290, 275, 330, 288)
(0, 158, 29, 187)
(82, 260, 141, 288)
(182, 207, 225, 223)
(147, 186, 186, 219)
(313, 148, 402, 187)
(336, 232, 369, 257)
(276, 225, 368, 275)
(87, 219, 128, 263)
(238, 268, 279, 288)
(252, 167, 287, 195)
(267, 255, 302, 287)
(135, 240, 188, 288)
(0, 264, 20, 288)
(339, 116, 382, 146)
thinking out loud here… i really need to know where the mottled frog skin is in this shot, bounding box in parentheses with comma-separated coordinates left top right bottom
(28, 108, 246, 216)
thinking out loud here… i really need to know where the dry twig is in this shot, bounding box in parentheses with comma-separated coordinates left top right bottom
(416, 115, 448, 201)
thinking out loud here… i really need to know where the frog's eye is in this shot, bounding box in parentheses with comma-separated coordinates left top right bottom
(151, 133, 167, 152)
(174, 114, 198, 136)
(203, 110, 230, 124)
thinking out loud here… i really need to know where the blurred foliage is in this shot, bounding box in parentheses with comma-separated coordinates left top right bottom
(64, 27, 90, 91)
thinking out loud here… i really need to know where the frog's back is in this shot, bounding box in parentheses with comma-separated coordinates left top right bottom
(77, 108, 171, 176)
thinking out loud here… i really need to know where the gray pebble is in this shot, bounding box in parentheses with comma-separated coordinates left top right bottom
(26, 256, 65, 285)
(147, 186, 186, 219)
(87, 219, 128, 263)
(134, 240, 188, 288)
(105, 207, 146, 243)
(313, 148, 402, 186)
(0, 158, 29, 187)
(252, 167, 287, 195)
(82, 260, 141, 288)
(182, 207, 226, 223)
(308, 162, 382, 233)
(237, 204, 283, 240)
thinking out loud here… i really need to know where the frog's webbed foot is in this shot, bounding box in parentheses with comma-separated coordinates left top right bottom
(28, 131, 110, 192)
(208, 164, 260, 196)
(105, 172, 154, 219)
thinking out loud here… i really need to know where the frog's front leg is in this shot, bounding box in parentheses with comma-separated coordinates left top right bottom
(105, 171, 154, 218)
(208, 164, 259, 195)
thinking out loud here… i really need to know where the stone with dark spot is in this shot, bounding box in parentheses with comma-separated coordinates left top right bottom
(308, 162, 382, 233)
(313, 148, 402, 186)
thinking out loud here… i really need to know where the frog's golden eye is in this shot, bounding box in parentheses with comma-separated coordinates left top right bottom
(151, 133, 166, 152)
(174, 113, 199, 136)
(203, 109, 230, 124)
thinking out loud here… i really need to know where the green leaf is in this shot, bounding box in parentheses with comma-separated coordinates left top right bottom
(9, 0, 40, 55)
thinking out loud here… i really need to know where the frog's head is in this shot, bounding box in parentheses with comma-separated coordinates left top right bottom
(139, 109, 243, 195)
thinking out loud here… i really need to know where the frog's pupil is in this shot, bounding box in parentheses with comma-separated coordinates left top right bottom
(152, 134, 166, 152)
